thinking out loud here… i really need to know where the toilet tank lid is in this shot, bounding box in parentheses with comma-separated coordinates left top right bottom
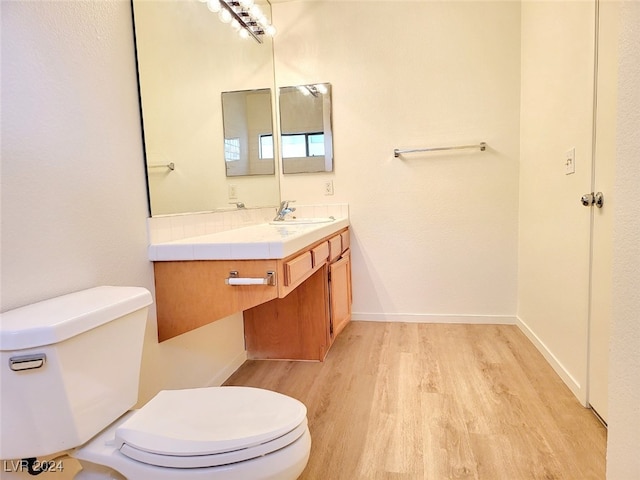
(0, 286, 152, 351)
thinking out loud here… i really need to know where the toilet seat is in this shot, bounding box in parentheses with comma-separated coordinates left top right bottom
(114, 386, 308, 469)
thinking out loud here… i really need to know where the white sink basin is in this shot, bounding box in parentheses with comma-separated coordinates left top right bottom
(269, 217, 335, 225)
(149, 215, 349, 261)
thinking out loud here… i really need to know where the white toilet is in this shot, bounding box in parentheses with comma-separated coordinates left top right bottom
(0, 286, 311, 479)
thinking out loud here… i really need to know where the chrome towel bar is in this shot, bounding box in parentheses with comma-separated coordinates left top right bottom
(148, 162, 175, 171)
(394, 142, 487, 158)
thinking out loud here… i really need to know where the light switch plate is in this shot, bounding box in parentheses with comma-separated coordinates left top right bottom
(565, 148, 576, 175)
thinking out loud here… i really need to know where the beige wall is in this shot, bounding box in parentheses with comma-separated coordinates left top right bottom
(608, 1, 640, 476)
(0, 0, 246, 416)
(274, 0, 522, 323)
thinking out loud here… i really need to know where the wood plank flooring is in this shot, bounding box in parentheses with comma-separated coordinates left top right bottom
(224, 322, 606, 479)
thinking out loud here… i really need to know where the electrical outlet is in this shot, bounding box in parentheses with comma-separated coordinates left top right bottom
(324, 180, 334, 196)
(565, 148, 576, 175)
(228, 184, 238, 199)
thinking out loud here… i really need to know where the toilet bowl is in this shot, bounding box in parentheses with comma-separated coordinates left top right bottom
(74, 387, 311, 480)
(0, 286, 311, 479)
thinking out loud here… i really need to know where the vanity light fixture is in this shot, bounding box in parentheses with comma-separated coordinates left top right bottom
(201, 0, 276, 44)
(296, 84, 328, 97)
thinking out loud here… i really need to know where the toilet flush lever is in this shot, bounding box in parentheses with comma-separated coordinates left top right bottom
(9, 353, 46, 372)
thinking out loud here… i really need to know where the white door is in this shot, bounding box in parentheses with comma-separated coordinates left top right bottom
(587, 0, 619, 424)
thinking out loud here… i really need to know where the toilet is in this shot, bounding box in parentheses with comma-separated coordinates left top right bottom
(0, 286, 311, 479)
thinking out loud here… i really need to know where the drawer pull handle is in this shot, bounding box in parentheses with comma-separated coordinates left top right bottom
(225, 271, 276, 286)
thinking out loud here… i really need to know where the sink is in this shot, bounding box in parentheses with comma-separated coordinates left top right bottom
(269, 217, 335, 225)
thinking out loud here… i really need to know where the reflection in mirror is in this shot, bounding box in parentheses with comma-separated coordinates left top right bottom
(132, 0, 279, 216)
(222, 89, 275, 177)
(279, 83, 334, 174)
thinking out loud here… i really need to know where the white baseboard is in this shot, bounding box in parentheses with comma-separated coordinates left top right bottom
(351, 312, 517, 324)
(207, 350, 248, 387)
(515, 315, 586, 405)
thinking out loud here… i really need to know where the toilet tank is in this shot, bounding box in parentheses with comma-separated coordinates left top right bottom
(0, 286, 152, 460)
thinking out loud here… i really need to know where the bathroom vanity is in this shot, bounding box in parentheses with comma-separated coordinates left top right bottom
(149, 218, 351, 361)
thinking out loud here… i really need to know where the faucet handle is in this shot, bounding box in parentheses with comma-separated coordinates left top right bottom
(229, 202, 245, 209)
(273, 200, 297, 221)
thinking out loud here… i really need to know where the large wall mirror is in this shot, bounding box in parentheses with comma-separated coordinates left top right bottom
(279, 83, 334, 174)
(132, 0, 279, 216)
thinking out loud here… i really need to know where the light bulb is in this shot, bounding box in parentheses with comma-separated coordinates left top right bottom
(231, 19, 241, 31)
(265, 25, 276, 37)
(239, 28, 250, 39)
(249, 4, 262, 17)
(239, 0, 254, 7)
(219, 8, 232, 23)
(207, 0, 221, 12)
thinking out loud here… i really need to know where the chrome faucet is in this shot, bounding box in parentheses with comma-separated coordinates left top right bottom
(273, 200, 296, 221)
(229, 201, 245, 209)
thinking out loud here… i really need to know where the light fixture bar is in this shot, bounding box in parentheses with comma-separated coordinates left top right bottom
(201, 0, 275, 44)
(220, 0, 262, 44)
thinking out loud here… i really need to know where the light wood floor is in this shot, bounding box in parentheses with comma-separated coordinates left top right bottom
(225, 322, 606, 480)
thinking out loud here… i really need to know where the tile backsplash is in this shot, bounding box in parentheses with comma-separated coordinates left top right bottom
(147, 204, 349, 244)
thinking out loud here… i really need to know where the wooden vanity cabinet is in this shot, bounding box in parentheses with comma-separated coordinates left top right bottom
(153, 227, 351, 357)
(244, 229, 352, 361)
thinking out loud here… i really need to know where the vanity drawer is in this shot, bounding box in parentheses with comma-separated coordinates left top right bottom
(285, 251, 313, 286)
(340, 231, 350, 252)
(311, 242, 329, 267)
(328, 235, 342, 262)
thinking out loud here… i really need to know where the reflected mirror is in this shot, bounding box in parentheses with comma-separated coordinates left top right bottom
(132, 0, 279, 216)
(222, 89, 275, 177)
(279, 83, 334, 174)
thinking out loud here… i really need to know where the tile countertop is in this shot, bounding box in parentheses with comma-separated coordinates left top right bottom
(148, 217, 350, 261)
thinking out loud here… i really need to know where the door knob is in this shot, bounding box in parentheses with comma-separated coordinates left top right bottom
(581, 192, 604, 208)
(581, 193, 595, 207)
(594, 192, 604, 208)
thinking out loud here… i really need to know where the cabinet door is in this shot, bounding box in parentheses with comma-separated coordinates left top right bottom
(244, 267, 330, 361)
(329, 252, 351, 338)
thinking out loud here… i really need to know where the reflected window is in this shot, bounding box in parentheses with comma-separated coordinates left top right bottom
(282, 133, 325, 158)
(259, 134, 274, 159)
(262, 133, 325, 158)
(224, 137, 240, 162)
(308, 133, 325, 156)
(282, 134, 307, 158)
